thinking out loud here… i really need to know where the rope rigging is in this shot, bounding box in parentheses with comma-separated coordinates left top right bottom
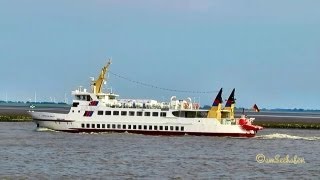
(109, 71, 219, 94)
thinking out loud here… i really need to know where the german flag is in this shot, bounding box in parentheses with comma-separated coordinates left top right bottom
(253, 104, 260, 112)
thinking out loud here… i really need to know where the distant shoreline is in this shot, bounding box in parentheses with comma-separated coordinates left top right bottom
(1, 104, 320, 129)
(254, 121, 320, 129)
(1, 114, 319, 129)
(0, 115, 32, 122)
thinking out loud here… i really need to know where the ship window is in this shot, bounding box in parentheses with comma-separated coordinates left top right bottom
(121, 111, 127, 116)
(102, 124, 105, 128)
(137, 112, 143, 116)
(149, 125, 152, 130)
(107, 124, 110, 128)
(86, 124, 90, 128)
(165, 126, 168, 130)
(128, 125, 132, 129)
(123, 125, 126, 129)
(138, 125, 142, 129)
(175, 126, 179, 131)
(144, 125, 147, 130)
(129, 111, 135, 116)
(97, 124, 100, 128)
(72, 102, 79, 107)
(78, 110, 80, 113)
(133, 125, 137, 129)
(152, 112, 159, 117)
(181, 126, 184, 131)
(170, 126, 174, 131)
(117, 124, 121, 129)
(113, 111, 119, 116)
(92, 124, 95, 128)
(159, 126, 163, 130)
(98, 111, 103, 115)
(105, 111, 111, 115)
(160, 112, 166, 117)
(112, 124, 116, 129)
(144, 112, 150, 116)
(81, 124, 85, 128)
(173, 111, 208, 118)
(72, 110, 74, 113)
(154, 126, 158, 130)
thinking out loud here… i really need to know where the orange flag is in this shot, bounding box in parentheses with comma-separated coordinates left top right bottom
(253, 104, 260, 112)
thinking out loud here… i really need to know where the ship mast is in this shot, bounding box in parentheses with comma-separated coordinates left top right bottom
(91, 59, 112, 94)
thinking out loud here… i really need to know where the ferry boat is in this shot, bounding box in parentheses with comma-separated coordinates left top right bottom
(29, 60, 263, 137)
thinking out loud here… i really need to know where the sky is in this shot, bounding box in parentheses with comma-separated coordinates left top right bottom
(0, 0, 320, 109)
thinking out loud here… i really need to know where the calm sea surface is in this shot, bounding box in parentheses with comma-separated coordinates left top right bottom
(0, 122, 319, 179)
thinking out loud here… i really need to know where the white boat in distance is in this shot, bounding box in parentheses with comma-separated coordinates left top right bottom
(29, 60, 263, 137)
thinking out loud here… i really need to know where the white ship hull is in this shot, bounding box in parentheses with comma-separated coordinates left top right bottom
(30, 109, 258, 138)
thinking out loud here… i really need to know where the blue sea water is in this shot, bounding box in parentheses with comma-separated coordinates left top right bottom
(0, 122, 319, 179)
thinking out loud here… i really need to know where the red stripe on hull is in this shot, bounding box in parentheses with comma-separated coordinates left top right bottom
(60, 129, 256, 138)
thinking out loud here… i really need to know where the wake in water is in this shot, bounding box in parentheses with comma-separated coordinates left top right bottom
(256, 133, 320, 141)
(35, 127, 58, 132)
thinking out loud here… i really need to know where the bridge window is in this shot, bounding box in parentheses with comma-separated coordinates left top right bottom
(98, 111, 103, 115)
(137, 112, 143, 116)
(72, 102, 79, 107)
(152, 112, 159, 117)
(145, 112, 150, 116)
